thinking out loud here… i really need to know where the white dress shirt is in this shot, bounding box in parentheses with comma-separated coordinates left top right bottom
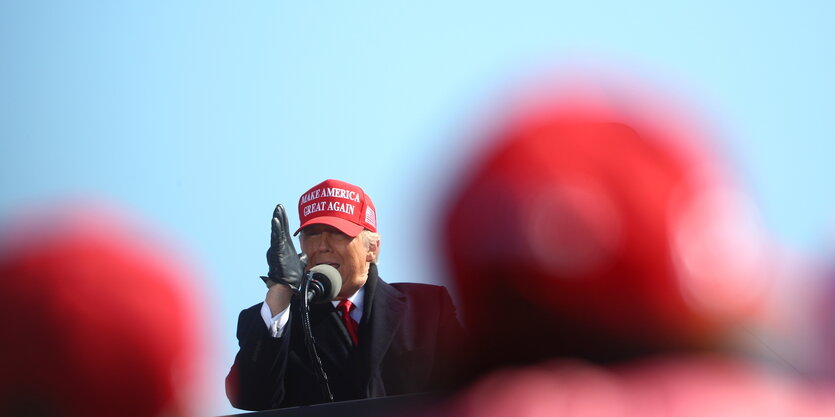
(261, 287, 365, 338)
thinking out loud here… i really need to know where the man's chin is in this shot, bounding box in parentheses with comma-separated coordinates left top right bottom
(337, 288, 353, 300)
(338, 282, 359, 299)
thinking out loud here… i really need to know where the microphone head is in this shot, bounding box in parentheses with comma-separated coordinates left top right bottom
(308, 264, 342, 303)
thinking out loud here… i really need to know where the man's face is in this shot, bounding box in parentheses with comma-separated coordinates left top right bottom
(299, 224, 376, 299)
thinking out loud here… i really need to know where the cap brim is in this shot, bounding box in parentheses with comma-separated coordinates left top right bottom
(294, 216, 365, 238)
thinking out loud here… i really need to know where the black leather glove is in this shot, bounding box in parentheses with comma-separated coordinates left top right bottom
(260, 204, 307, 291)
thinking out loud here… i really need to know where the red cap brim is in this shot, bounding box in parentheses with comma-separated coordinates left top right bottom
(294, 216, 365, 238)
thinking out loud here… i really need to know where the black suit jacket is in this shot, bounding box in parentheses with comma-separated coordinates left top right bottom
(226, 264, 464, 411)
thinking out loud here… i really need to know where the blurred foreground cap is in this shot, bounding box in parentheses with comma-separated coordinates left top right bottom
(0, 201, 203, 417)
(442, 72, 772, 362)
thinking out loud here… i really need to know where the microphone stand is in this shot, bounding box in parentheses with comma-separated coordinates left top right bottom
(300, 270, 334, 403)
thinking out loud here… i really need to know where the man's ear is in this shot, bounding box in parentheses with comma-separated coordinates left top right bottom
(366, 239, 379, 262)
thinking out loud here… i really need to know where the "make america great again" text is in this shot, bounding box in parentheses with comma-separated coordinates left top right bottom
(300, 187, 361, 204)
(301, 186, 361, 217)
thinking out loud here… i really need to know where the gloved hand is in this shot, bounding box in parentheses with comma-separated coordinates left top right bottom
(260, 204, 307, 291)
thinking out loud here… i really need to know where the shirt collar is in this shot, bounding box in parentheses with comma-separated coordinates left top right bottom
(331, 286, 365, 321)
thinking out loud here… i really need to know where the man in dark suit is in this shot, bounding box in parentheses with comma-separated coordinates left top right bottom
(226, 179, 464, 411)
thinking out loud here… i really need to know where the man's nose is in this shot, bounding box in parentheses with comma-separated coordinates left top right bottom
(315, 232, 333, 252)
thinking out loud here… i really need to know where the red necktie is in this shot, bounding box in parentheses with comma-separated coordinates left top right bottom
(337, 299, 359, 346)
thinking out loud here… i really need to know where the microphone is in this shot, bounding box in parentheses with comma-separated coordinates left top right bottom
(305, 264, 342, 304)
(300, 264, 341, 401)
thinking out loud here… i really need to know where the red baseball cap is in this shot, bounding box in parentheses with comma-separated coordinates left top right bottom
(294, 179, 377, 237)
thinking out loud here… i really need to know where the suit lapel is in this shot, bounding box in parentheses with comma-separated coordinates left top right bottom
(357, 264, 406, 392)
(304, 301, 353, 375)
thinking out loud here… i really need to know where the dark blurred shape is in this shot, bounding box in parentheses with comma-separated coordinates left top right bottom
(436, 71, 835, 415)
(0, 202, 203, 417)
(809, 263, 835, 378)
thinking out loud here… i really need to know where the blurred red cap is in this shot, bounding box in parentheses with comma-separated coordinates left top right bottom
(443, 74, 772, 362)
(0, 202, 202, 417)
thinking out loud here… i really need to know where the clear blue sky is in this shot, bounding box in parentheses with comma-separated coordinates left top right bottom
(2, 2, 834, 415)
